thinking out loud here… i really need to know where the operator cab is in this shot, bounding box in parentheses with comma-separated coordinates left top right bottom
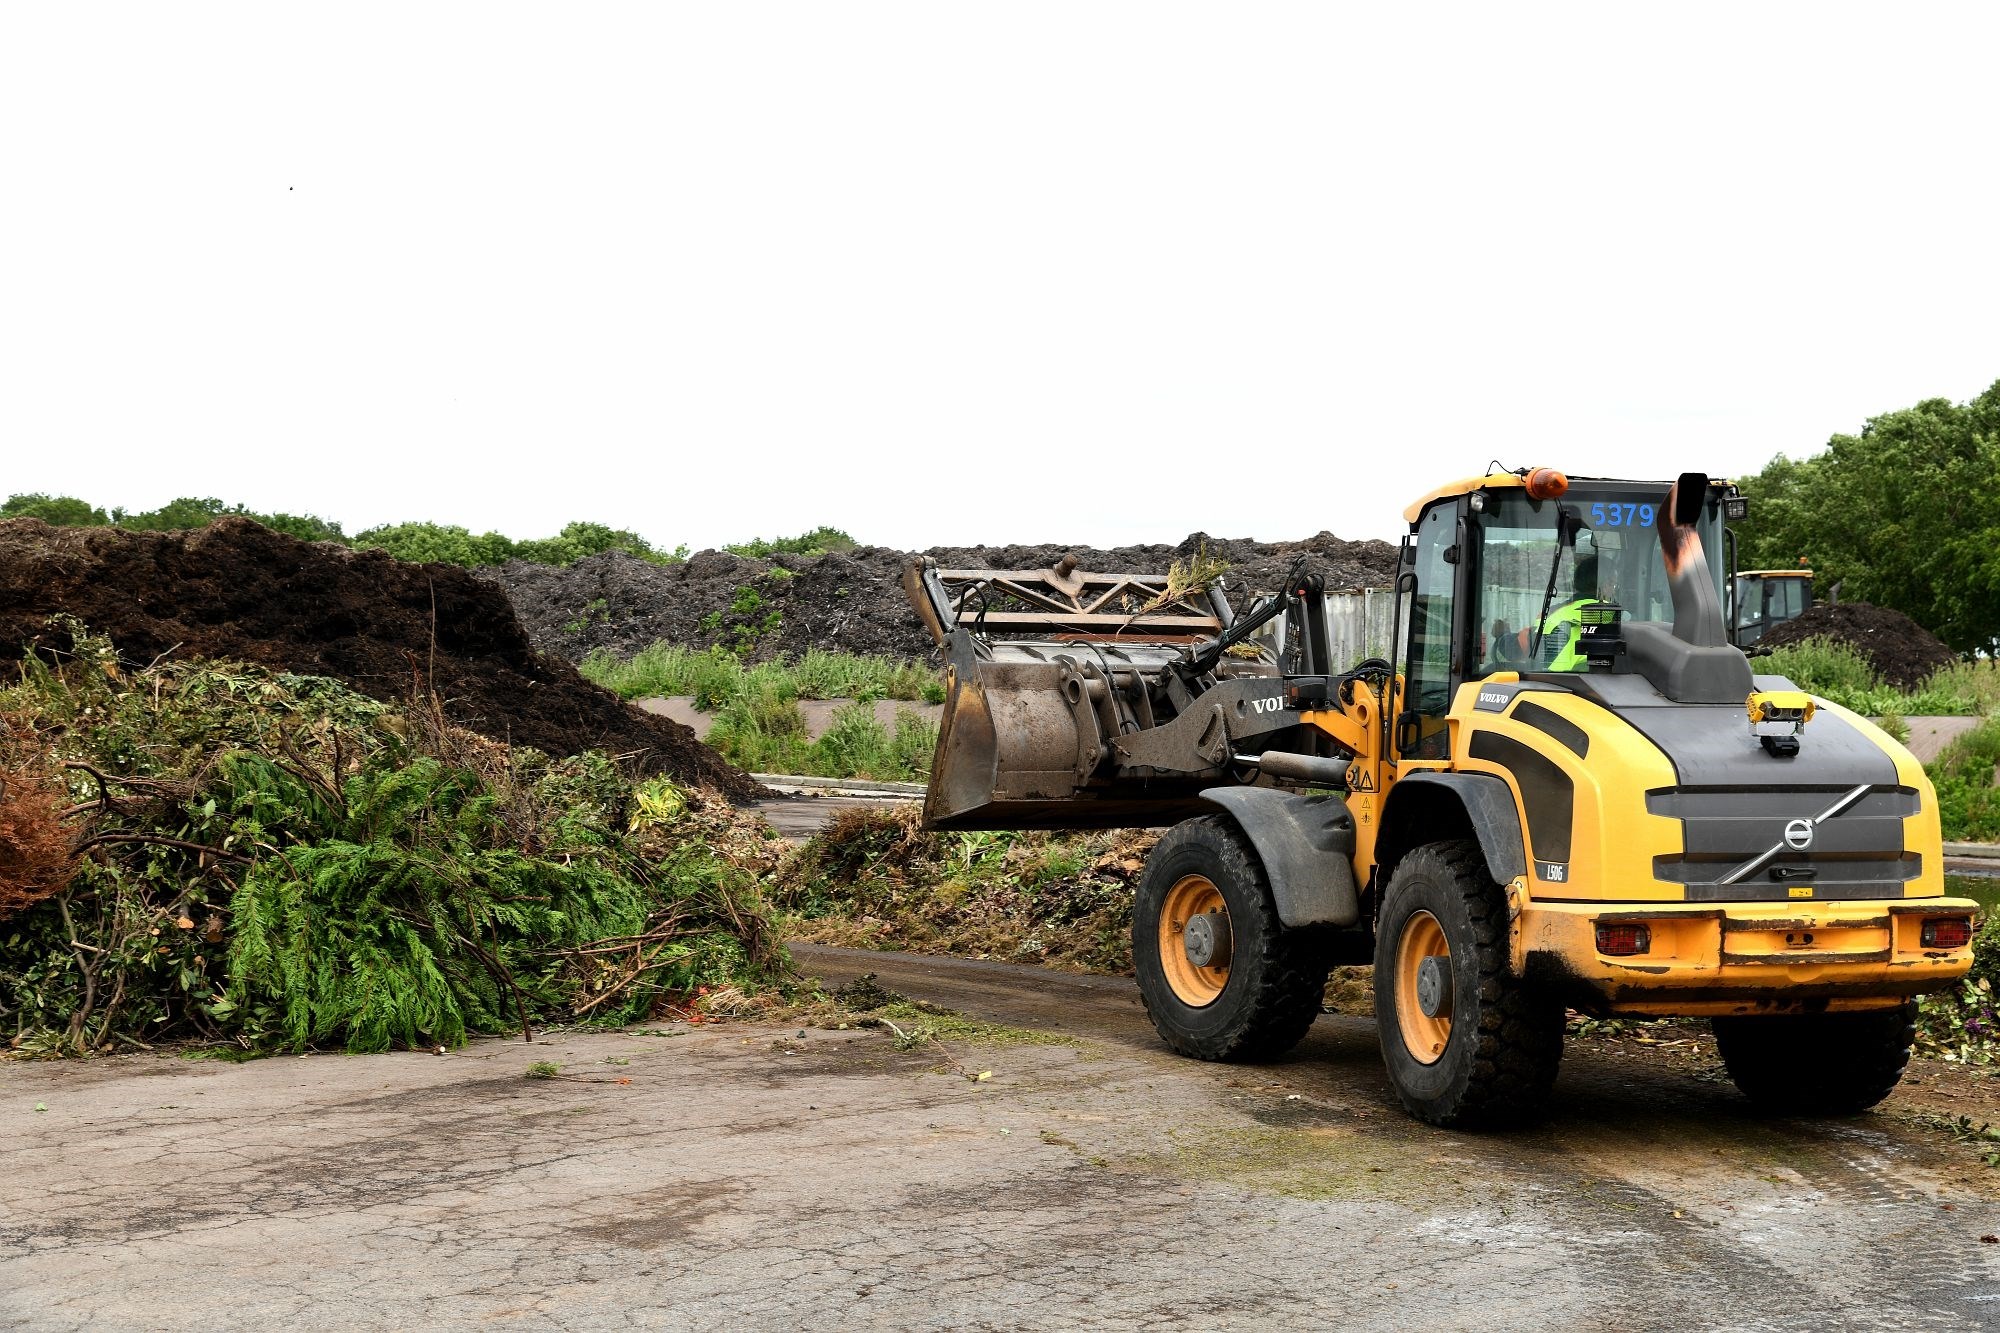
(1398, 470, 1740, 760)
(1731, 569, 1813, 647)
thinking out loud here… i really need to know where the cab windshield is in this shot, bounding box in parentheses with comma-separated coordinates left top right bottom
(1467, 486, 1722, 677)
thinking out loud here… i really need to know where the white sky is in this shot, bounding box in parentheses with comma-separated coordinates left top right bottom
(4, 4, 1997, 552)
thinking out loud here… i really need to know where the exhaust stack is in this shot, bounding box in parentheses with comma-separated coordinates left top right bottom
(1620, 472, 1754, 704)
(1660, 472, 1729, 648)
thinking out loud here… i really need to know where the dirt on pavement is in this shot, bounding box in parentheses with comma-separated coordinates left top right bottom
(0, 517, 761, 799)
(492, 531, 1401, 665)
(1757, 601, 1960, 689)
(6, 944, 2000, 1331)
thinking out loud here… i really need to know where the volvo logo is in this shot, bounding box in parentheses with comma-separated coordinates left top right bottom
(1718, 784, 1868, 888)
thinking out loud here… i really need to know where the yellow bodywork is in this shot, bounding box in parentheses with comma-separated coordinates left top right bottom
(1400, 471, 1525, 524)
(1302, 675, 1976, 1017)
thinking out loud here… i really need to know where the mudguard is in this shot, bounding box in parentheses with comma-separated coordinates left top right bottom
(1387, 772, 1528, 886)
(1196, 787, 1360, 928)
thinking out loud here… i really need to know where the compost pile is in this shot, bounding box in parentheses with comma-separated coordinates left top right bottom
(772, 804, 1159, 973)
(0, 518, 760, 799)
(0, 632, 785, 1056)
(1757, 602, 1958, 690)
(495, 530, 1400, 664)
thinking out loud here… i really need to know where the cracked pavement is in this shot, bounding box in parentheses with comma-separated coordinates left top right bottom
(4, 944, 2000, 1331)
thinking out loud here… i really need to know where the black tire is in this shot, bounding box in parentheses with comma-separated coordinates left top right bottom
(1373, 840, 1563, 1128)
(1133, 816, 1330, 1062)
(1711, 1003, 1915, 1115)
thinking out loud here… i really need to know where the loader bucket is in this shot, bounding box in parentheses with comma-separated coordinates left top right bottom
(904, 558, 1263, 830)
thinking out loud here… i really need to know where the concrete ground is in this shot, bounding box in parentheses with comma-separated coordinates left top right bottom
(6, 944, 2000, 1331)
(1901, 716, 1985, 765)
(753, 792, 914, 842)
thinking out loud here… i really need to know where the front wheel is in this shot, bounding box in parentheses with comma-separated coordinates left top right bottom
(1133, 817, 1330, 1063)
(1711, 1004, 1915, 1115)
(1373, 840, 1564, 1128)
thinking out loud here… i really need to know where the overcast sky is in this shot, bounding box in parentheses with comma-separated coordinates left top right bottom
(4, 4, 1996, 552)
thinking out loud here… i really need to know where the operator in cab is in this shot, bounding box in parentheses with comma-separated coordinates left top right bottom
(1493, 552, 1603, 672)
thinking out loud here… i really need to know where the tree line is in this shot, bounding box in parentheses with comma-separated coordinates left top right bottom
(0, 494, 856, 571)
(1734, 378, 1999, 656)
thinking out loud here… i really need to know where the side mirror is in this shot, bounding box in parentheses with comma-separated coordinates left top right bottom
(1673, 472, 1710, 527)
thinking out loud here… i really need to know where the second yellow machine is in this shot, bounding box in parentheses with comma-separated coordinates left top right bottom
(905, 468, 1976, 1127)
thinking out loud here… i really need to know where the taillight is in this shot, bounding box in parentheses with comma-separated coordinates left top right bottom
(1921, 917, 1974, 950)
(1595, 923, 1652, 956)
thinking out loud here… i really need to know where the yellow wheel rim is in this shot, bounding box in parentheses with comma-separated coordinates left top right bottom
(1159, 874, 1229, 1007)
(1395, 910, 1451, 1065)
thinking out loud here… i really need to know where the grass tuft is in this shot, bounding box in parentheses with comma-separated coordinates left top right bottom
(1756, 638, 1993, 717)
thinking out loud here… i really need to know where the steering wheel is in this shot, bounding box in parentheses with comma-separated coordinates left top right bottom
(1490, 618, 1527, 666)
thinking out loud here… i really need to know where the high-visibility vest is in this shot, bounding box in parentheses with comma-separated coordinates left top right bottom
(1540, 599, 1592, 671)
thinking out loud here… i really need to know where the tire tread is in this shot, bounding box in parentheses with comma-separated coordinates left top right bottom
(1136, 816, 1329, 1063)
(1377, 840, 1563, 1128)
(1711, 1003, 1915, 1115)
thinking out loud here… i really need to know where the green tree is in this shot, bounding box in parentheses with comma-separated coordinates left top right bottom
(253, 512, 349, 544)
(513, 521, 669, 566)
(1736, 380, 2000, 655)
(113, 496, 236, 530)
(726, 526, 857, 558)
(354, 522, 518, 568)
(1, 493, 109, 525)
(109, 496, 346, 543)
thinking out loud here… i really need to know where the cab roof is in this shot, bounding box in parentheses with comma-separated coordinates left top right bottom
(1401, 472, 1521, 524)
(1401, 470, 1732, 525)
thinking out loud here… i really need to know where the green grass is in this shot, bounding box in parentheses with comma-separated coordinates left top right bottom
(578, 644, 944, 781)
(706, 696, 938, 782)
(1928, 717, 2000, 843)
(1755, 638, 1994, 717)
(581, 644, 944, 706)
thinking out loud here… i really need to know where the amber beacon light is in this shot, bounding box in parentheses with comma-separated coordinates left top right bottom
(1525, 467, 1570, 501)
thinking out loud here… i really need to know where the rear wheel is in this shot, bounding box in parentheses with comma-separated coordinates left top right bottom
(1133, 816, 1330, 1062)
(1711, 1004, 1915, 1115)
(1373, 840, 1563, 1128)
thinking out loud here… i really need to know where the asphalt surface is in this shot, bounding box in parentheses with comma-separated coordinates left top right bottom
(5, 942, 2000, 1331)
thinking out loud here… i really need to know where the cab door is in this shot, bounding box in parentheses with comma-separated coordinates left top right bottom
(1397, 500, 1465, 762)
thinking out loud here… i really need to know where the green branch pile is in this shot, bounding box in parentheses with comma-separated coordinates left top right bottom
(772, 805, 1155, 972)
(0, 624, 785, 1056)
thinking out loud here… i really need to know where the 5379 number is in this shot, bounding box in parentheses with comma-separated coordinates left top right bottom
(1590, 502, 1655, 528)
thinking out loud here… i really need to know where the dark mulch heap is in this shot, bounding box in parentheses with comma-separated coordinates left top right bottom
(1756, 602, 1959, 690)
(0, 518, 763, 800)
(493, 531, 1401, 664)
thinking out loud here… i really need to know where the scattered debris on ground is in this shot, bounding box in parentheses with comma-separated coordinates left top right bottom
(771, 805, 1157, 972)
(1757, 602, 1959, 689)
(493, 531, 1400, 665)
(0, 517, 759, 798)
(788, 972, 1069, 1084)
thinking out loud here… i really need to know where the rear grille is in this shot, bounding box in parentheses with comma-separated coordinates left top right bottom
(1647, 785, 1921, 902)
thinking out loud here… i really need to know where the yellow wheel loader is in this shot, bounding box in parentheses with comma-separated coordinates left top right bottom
(904, 470, 1977, 1128)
